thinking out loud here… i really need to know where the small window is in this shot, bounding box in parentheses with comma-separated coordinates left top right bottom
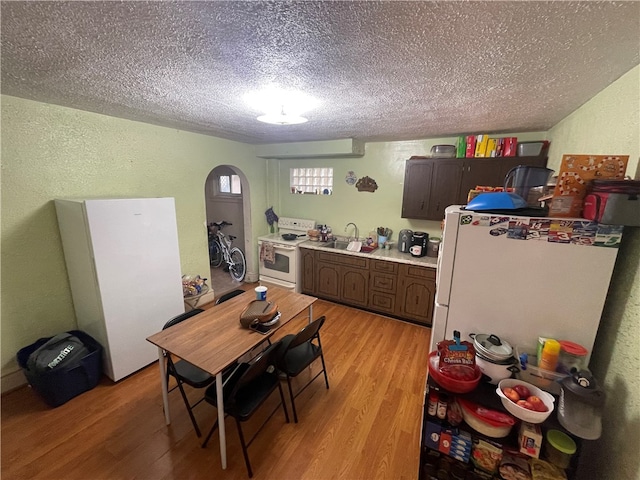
(290, 167, 333, 195)
(217, 174, 241, 195)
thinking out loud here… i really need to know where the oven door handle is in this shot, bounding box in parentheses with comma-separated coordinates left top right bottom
(272, 244, 296, 251)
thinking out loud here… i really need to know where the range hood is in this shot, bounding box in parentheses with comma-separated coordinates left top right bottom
(256, 139, 365, 159)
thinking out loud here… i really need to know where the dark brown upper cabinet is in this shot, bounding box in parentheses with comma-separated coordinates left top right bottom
(401, 156, 548, 220)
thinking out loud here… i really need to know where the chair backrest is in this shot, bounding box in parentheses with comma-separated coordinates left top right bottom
(215, 289, 245, 305)
(287, 316, 326, 351)
(163, 308, 205, 330)
(228, 343, 281, 400)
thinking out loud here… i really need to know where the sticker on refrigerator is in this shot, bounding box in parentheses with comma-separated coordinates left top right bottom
(549, 220, 574, 244)
(527, 219, 551, 241)
(489, 227, 508, 236)
(508, 219, 530, 240)
(471, 215, 491, 227)
(571, 221, 598, 246)
(489, 216, 510, 226)
(594, 224, 623, 247)
(460, 215, 473, 226)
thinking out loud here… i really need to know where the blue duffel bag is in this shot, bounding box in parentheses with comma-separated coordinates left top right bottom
(17, 330, 103, 407)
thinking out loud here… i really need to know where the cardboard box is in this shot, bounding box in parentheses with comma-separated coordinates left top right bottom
(424, 421, 441, 450)
(503, 137, 517, 157)
(438, 429, 452, 455)
(486, 138, 497, 157)
(548, 154, 629, 217)
(475, 135, 489, 157)
(466, 135, 477, 158)
(471, 438, 503, 473)
(519, 421, 542, 458)
(457, 136, 467, 158)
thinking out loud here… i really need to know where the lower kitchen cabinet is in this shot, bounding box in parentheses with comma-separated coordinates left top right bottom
(316, 262, 341, 301)
(397, 264, 436, 325)
(301, 248, 316, 293)
(369, 259, 399, 316)
(302, 248, 435, 324)
(342, 267, 369, 307)
(314, 250, 369, 307)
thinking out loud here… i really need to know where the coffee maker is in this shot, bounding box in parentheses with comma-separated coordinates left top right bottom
(398, 229, 413, 253)
(410, 231, 429, 257)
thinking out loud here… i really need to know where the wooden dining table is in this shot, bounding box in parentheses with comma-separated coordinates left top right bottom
(146, 286, 317, 469)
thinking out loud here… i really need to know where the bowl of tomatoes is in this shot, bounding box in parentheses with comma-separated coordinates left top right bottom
(428, 351, 482, 393)
(496, 379, 555, 423)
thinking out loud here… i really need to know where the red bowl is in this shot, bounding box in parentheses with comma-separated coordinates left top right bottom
(428, 351, 482, 393)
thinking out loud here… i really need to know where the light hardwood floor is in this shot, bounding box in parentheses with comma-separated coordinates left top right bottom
(2, 298, 431, 480)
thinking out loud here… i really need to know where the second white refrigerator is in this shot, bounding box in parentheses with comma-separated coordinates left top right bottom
(430, 206, 623, 363)
(55, 198, 185, 381)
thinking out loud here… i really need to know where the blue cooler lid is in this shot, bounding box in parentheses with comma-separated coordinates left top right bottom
(465, 192, 528, 211)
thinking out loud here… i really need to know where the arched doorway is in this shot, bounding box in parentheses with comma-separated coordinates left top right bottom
(205, 165, 252, 295)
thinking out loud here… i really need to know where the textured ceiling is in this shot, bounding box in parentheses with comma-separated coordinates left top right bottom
(1, 1, 639, 145)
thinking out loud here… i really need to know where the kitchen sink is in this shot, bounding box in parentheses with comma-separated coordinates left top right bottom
(323, 240, 351, 250)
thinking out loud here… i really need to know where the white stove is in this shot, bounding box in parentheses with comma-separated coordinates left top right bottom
(257, 217, 317, 246)
(258, 217, 316, 291)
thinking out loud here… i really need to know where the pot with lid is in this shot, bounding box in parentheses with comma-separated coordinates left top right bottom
(470, 333, 519, 384)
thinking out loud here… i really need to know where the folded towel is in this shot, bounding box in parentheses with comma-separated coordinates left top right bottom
(260, 242, 276, 263)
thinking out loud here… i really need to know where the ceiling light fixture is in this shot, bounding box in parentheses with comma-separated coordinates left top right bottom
(257, 105, 308, 125)
(245, 87, 317, 126)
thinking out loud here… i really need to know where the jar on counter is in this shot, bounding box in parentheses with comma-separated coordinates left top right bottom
(427, 237, 441, 257)
(557, 340, 588, 374)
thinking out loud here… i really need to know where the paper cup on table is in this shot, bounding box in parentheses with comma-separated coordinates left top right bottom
(255, 286, 268, 301)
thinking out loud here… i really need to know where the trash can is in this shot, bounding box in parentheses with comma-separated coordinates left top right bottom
(16, 330, 103, 407)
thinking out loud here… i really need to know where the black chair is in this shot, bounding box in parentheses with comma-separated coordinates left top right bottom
(215, 289, 245, 305)
(276, 316, 329, 423)
(201, 343, 290, 478)
(162, 309, 213, 437)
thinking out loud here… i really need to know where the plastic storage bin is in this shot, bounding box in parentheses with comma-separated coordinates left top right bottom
(17, 330, 103, 407)
(516, 346, 568, 395)
(517, 141, 545, 156)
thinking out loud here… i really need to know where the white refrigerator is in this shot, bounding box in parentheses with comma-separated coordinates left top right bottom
(430, 206, 623, 363)
(55, 198, 185, 381)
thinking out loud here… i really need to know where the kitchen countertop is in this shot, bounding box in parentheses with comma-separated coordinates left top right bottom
(300, 240, 437, 269)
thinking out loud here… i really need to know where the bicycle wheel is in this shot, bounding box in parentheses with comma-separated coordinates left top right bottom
(209, 238, 224, 268)
(228, 247, 246, 282)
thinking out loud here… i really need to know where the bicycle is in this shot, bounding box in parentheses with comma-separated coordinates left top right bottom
(207, 221, 247, 282)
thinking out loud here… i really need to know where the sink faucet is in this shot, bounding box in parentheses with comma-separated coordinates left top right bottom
(345, 222, 359, 241)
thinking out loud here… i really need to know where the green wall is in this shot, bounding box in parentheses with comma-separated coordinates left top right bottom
(548, 65, 639, 480)
(0, 96, 267, 381)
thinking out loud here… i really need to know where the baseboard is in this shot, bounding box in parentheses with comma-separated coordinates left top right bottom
(1, 369, 27, 395)
(245, 271, 258, 283)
